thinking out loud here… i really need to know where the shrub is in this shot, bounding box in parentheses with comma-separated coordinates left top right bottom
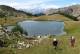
(12, 24, 23, 33)
(12, 24, 28, 35)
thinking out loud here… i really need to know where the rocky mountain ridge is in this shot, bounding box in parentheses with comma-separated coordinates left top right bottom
(44, 4, 80, 20)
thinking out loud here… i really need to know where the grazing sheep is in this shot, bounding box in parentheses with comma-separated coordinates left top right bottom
(17, 41, 25, 49)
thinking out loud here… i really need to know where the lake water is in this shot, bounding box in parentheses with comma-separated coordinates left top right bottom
(18, 21, 64, 36)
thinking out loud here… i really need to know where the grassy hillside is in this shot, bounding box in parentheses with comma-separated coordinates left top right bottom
(0, 14, 72, 25)
(33, 14, 72, 21)
(0, 17, 27, 25)
(64, 21, 80, 34)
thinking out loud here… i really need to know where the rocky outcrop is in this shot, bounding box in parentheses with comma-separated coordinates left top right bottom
(59, 5, 80, 17)
(44, 4, 80, 20)
(0, 25, 43, 49)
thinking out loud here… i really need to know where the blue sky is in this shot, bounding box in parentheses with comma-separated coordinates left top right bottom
(0, 0, 80, 9)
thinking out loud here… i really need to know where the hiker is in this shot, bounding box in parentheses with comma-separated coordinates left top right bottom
(70, 36, 75, 47)
(52, 38, 58, 49)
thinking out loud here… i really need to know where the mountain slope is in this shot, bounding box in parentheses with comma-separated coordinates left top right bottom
(0, 5, 28, 18)
(44, 4, 80, 21)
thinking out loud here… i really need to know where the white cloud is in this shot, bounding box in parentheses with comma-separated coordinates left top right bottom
(0, 0, 45, 9)
(63, 3, 80, 8)
(0, 0, 79, 9)
(0, 0, 61, 9)
(0, 0, 16, 3)
(12, 3, 59, 9)
(40, 4, 60, 9)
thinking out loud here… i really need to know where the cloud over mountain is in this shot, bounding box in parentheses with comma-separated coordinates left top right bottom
(0, 0, 80, 9)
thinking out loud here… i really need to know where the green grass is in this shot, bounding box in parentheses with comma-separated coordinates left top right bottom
(0, 15, 80, 54)
(0, 17, 27, 25)
(0, 35, 80, 54)
(0, 14, 72, 25)
(1, 21, 80, 54)
(33, 14, 72, 21)
(64, 21, 80, 34)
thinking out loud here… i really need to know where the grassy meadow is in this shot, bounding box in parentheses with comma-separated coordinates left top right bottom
(0, 14, 72, 25)
(0, 34, 80, 54)
(33, 14, 72, 21)
(0, 15, 80, 54)
(0, 17, 28, 25)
